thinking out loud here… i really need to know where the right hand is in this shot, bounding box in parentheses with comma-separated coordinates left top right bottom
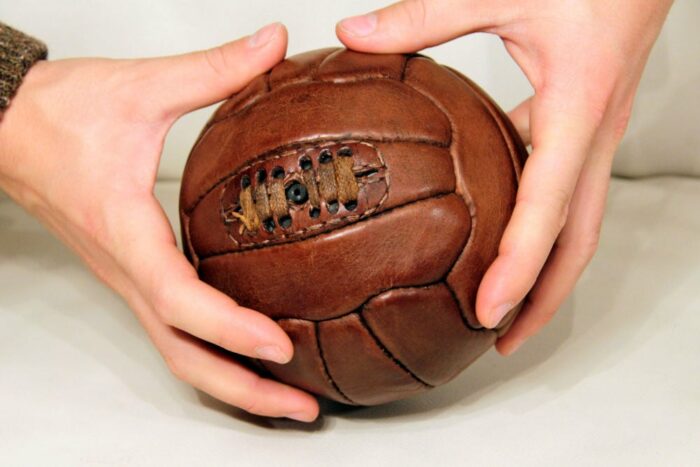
(336, 0, 672, 356)
(0, 23, 319, 422)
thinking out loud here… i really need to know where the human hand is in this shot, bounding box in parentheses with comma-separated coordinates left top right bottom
(337, 0, 673, 355)
(0, 23, 318, 422)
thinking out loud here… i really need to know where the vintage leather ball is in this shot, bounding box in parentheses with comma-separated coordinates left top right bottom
(179, 48, 527, 406)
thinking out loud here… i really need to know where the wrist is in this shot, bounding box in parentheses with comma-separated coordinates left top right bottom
(0, 59, 50, 202)
(0, 22, 48, 113)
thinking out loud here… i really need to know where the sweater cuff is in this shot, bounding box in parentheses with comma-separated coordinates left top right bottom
(0, 22, 48, 111)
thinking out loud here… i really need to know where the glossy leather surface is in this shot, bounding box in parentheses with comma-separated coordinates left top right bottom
(180, 48, 527, 405)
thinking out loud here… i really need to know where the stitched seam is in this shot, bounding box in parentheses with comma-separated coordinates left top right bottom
(316, 48, 345, 77)
(221, 141, 389, 249)
(198, 191, 454, 260)
(275, 280, 483, 332)
(401, 61, 480, 331)
(315, 322, 356, 405)
(194, 75, 453, 146)
(442, 209, 481, 330)
(183, 136, 448, 215)
(444, 66, 524, 183)
(180, 211, 201, 272)
(443, 281, 484, 332)
(224, 186, 387, 249)
(399, 53, 427, 82)
(357, 312, 433, 388)
(439, 67, 525, 329)
(276, 282, 442, 323)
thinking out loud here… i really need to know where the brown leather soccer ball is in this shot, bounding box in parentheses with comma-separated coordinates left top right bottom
(179, 48, 527, 406)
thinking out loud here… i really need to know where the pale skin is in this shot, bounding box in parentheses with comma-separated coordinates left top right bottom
(0, 1, 672, 422)
(336, 0, 674, 355)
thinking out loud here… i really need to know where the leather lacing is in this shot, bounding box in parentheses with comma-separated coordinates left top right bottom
(230, 146, 360, 234)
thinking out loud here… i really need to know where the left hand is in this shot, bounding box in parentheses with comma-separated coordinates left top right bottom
(0, 23, 319, 422)
(336, 0, 673, 354)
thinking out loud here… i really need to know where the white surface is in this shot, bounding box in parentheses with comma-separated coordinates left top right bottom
(3, 0, 698, 179)
(2, 1, 699, 464)
(1, 178, 698, 466)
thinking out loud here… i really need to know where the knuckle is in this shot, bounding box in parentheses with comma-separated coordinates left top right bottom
(211, 325, 237, 353)
(572, 230, 601, 263)
(517, 187, 571, 235)
(578, 70, 622, 127)
(583, 95, 609, 127)
(550, 189, 572, 232)
(151, 283, 176, 325)
(203, 46, 232, 81)
(239, 376, 265, 415)
(402, 0, 430, 31)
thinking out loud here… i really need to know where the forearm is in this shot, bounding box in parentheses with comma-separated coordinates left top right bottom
(0, 22, 47, 112)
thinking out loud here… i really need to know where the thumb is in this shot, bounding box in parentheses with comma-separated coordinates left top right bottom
(142, 22, 287, 118)
(336, 0, 506, 53)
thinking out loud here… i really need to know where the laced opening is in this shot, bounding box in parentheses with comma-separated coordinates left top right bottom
(231, 146, 360, 234)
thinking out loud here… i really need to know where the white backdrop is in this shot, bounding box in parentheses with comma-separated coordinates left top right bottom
(3, 0, 698, 179)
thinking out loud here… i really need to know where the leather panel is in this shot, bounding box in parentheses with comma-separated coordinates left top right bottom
(375, 142, 455, 210)
(316, 48, 407, 82)
(318, 313, 426, 405)
(404, 58, 526, 328)
(269, 47, 338, 89)
(207, 73, 269, 129)
(259, 319, 351, 404)
(186, 141, 455, 257)
(181, 79, 451, 211)
(362, 284, 496, 386)
(196, 194, 470, 321)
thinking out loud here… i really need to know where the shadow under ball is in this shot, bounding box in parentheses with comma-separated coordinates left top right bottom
(179, 48, 527, 406)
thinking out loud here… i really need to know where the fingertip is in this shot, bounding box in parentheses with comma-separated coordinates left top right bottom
(495, 336, 523, 356)
(272, 22, 289, 54)
(336, 13, 378, 40)
(160, 272, 295, 362)
(254, 344, 291, 365)
(485, 303, 516, 329)
(255, 378, 319, 422)
(245, 22, 288, 67)
(493, 306, 533, 356)
(475, 258, 519, 328)
(147, 22, 290, 116)
(335, 21, 352, 48)
(286, 398, 320, 423)
(335, 13, 408, 53)
(247, 22, 286, 47)
(231, 302, 295, 361)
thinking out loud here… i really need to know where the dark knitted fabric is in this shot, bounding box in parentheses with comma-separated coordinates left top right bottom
(0, 22, 48, 111)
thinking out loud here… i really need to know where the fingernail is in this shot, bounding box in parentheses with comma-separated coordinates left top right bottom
(286, 411, 315, 423)
(247, 22, 280, 48)
(488, 302, 515, 328)
(338, 14, 377, 37)
(255, 345, 290, 364)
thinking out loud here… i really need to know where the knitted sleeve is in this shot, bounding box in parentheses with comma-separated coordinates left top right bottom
(0, 22, 48, 111)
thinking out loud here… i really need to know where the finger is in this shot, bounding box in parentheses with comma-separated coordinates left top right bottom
(508, 96, 532, 146)
(138, 22, 287, 118)
(496, 136, 615, 355)
(136, 299, 318, 422)
(476, 90, 603, 329)
(109, 196, 295, 364)
(336, 0, 512, 53)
